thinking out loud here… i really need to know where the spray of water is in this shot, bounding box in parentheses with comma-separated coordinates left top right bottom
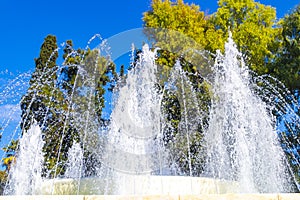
(100, 44, 166, 194)
(203, 36, 293, 192)
(65, 142, 84, 179)
(4, 124, 44, 195)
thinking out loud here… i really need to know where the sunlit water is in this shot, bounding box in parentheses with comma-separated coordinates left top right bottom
(203, 36, 293, 192)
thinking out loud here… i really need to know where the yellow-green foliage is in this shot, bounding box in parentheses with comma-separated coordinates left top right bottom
(212, 0, 281, 74)
(143, 0, 224, 65)
(143, 0, 281, 76)
(144, 0, 207, 47)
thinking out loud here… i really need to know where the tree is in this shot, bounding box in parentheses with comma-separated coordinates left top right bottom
(18, 35, 118, 178)
(143, 0, 222, 72)
(269, 4, 300, 92)
(211, 0, 281, 74)
(0, 139, 18, 195)
(19, 35, 68, 177)
(20, 35, 61, 131)
(143, 0, 224, 51)
(57, 40, 118, 177)
(142, 0, 298, 176)
(143, 0, 214, 175)
(0, 140, 18, 195)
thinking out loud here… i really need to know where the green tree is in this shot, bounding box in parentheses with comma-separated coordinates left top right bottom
(20, 35, 68, 177)
(58, 41, 118, 177)
(20, 35, 61, 132)
(269, 4, 300, 92)
(143, 0, 224, 52)
(19, 35, 117, 178)
(143, 0, 296, 176)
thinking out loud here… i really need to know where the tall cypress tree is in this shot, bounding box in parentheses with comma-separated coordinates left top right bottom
(20, 35, 71, 177)
(61, 41, 118, 176)
(21, 35, 59, 131)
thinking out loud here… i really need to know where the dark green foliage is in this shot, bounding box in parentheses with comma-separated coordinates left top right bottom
(20, 35, 74, 177)
(120, 65, 125, 77)
(155, 51, 209, 175)
(21, 35, 60, 132)
(18, 35, 117, 178)
(269, 5, 300, 92)
(61, 45, 117, 177)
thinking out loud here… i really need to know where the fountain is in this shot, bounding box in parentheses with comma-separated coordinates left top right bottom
(0, 31, 299, 199)
(204, 36, 293, 193)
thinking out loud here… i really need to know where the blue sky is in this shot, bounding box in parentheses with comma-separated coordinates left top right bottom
(0, 0, 299, 74)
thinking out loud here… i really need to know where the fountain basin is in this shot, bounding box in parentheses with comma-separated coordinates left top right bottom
(1, 194, 300, 200)
(40, 175, 239, 195)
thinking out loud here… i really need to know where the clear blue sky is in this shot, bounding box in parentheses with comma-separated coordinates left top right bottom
(0, 0, 299, 74)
